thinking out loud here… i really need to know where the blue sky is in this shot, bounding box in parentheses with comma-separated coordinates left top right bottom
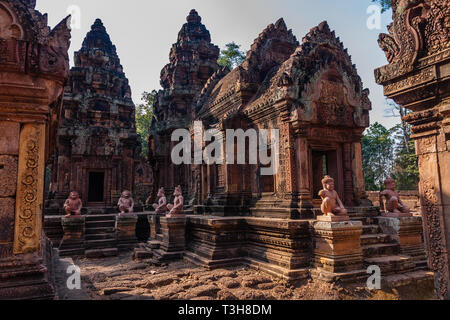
(37, 0, 397, 129)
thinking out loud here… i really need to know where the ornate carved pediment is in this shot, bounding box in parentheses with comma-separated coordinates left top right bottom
(376, 0, 450, 84)
(0, 2, 23, 39)
(242, 18, 299, 77)
(271, 22, 372, 128)
(0, 0, 71, 82)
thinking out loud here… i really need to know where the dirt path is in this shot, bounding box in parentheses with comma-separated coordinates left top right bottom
(53, 253, 433, 300)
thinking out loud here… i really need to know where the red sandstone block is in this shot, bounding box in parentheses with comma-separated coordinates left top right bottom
(0, 198, 15, 242)
(0, 122, 20, 155)
(0, 156, 18, 197)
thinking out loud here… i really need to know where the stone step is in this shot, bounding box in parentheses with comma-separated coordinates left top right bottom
(85, 239, 117, 249)
(86, 248, 118, 259)
(85, 214, 116, 222)
(364, 255, 416, 274)
(382, 270, 434, 289)
(85, 233, 116, 241)
(86, 220, 116, 228)
(133, 248, 153, 260)
(85, 227, 115, 235)
(415, 260, 430, 270)
(362, 224, 380, 235)
(148, 240, 161, 250)
(361, 234, 391, 245)
(362, 243, 399, 257)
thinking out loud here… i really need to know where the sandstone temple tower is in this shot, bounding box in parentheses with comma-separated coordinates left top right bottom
(149, 9, 220, 199)
(48, 19, 140, 212)
(0, 0, 71, 298)
(150, 13, 372, 218)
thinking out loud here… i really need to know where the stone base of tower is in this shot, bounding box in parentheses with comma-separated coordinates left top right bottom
(0, 236, 56, 300)
(184, 216, 246, 269)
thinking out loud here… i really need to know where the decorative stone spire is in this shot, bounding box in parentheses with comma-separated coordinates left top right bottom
(155, 9, 220, 122)
(177, 9, 211, 43)
(71, 18, 130, 99)
(80, 18, 117, 56)
(242, 18, 298, 75)
(65, 18, 134, 126)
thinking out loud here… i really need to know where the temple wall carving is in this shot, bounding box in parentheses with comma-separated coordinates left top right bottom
(375, 0, 450, 300)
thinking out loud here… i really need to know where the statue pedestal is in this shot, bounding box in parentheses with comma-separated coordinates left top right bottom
(115, 214, 138, 251)
(153, 216, 186, 261)
(148, 212, 164, 240)
(59, 217, 85, 256)
(378, 216, 427, 267)
(311, 220, 365, 282)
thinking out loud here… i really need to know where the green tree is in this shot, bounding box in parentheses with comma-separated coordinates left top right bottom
(384, 100, 419, 190)
(391, 132, 419, 190)
(372, 0, 391, 13)
(136, 90, 157, 157)
(362, 122, 395, 191)
(218, 42, 246, 70)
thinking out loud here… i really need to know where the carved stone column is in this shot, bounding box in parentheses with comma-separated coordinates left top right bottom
(295, 135, 313, 210)
(0, 0, 70, 300)
(343, 142, 355, 206)
(375, 0, 450, 300)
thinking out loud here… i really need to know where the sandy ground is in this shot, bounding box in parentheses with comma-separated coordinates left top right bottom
(56, 252, 434, 300)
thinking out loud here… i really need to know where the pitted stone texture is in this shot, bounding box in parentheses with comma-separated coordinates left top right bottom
(0, 122, 20, 155)
(0, 198, 15, 242)
(0, 155, 17, 197)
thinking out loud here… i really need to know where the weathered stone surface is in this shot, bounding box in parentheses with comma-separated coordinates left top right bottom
(0, 197, 15, 243)
(59, 216, 85, 256)
(312, 220, 364, 279)
(0, 122, 19, 155)
(378, 216, 427, 265)
(0, 155, 17, 197)
(115, 214, 138, 251)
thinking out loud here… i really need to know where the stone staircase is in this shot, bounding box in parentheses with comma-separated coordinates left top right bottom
(350, 212, 433, 289)
(84, 215, 118, 258)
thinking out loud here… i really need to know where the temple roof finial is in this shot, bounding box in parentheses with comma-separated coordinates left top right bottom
(187, 9, 201, 23)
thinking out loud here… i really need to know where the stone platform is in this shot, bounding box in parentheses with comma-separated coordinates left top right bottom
(45, 213, 150, 258)
(179, 207, 433, 288)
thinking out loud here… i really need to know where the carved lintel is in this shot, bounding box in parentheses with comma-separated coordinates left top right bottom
(384, 66, 436, 96)
(13, 124, 45, 255)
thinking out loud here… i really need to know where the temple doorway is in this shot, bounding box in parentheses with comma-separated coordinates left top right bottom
(260, 170, 275, 193)
(88, 171, 105, 203)
(312, 150, 338, 199)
